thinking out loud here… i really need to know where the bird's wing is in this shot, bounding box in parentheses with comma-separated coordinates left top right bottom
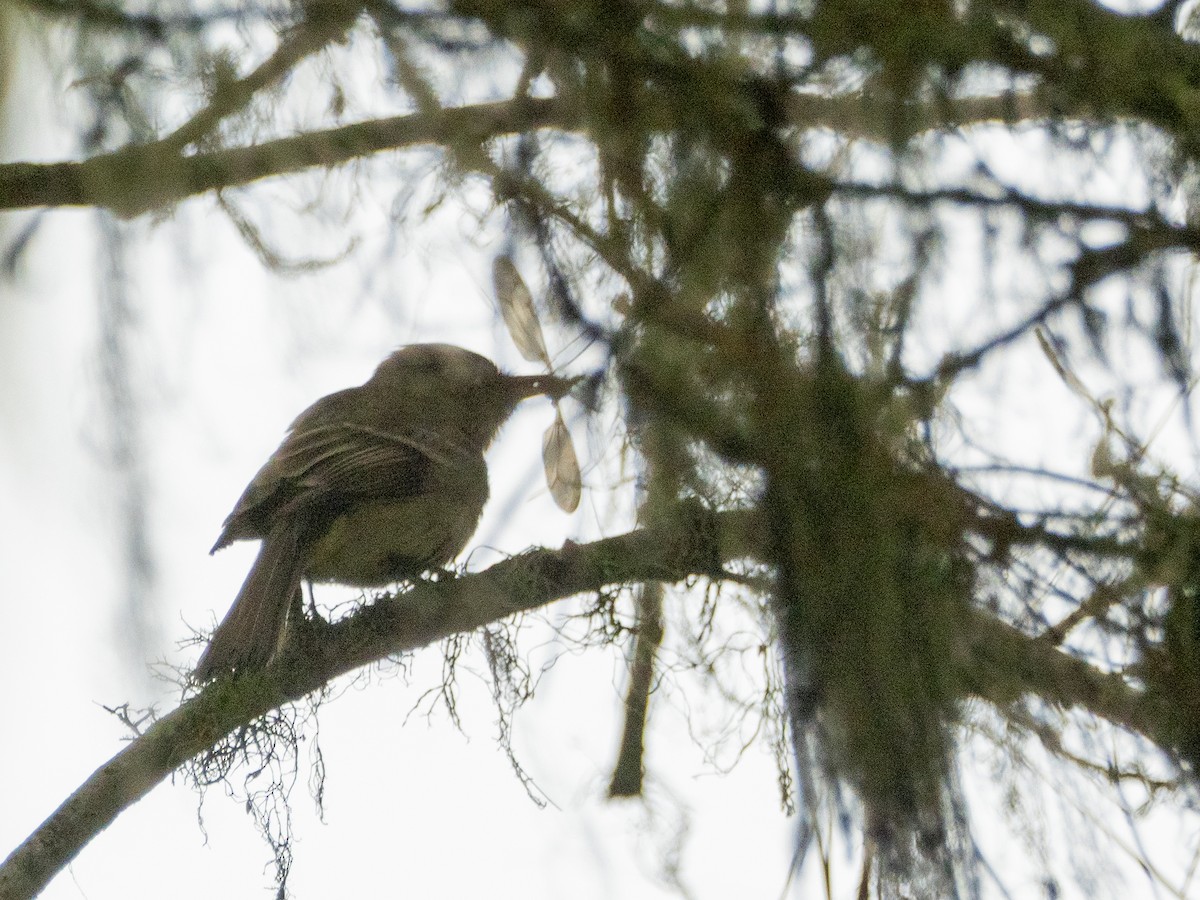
(212, 422, 475, 551)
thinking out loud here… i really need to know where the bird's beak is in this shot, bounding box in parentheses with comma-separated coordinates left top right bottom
(506, 373, 579, 402)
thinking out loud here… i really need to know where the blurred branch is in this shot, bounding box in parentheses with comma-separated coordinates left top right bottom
(0, 96, 575, 215)
(0, 87, 1135, 218)
(3, 102, 1190, 317)
(4, 0, 1198, 218)
(985, 0, 1200, 141)
(607, 581, 663, 797)
(162, 2, 365, 153)
(608, 422, 681, 798)
(9, 0, 247, 36)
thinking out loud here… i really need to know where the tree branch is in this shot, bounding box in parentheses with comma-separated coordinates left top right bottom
(0, 504, 1156, 900)
(8, 0, 246, 36)
(161, 2, 365, 153)
(0, 97, 577, 215)
(0, 504, 741, 900)
(0, 88, 1082, 218)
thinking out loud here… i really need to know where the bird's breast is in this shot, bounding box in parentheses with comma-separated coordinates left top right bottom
(303, 492, 487, 587)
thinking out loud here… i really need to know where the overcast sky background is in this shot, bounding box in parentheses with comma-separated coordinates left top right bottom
(0, 14, 812, 897)
(2, 4, 1199, 899)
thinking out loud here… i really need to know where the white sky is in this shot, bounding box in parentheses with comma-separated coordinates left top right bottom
(0, 35, 810, 896)
(2, 6, 1200, 900)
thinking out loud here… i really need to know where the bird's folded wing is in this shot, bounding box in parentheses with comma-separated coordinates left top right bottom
(213, 423, 476, 550)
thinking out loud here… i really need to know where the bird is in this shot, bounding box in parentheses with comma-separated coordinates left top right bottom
(195, 343, 575, 680)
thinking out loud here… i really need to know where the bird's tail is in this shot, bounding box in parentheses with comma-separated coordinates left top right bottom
(195, 519, 305, 680)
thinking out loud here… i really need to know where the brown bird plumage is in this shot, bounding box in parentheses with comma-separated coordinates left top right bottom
(195, 344, 574, 680)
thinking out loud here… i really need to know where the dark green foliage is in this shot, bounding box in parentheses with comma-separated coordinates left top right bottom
(761, 359, 974, 851)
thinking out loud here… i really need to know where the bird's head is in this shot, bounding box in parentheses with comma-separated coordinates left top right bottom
(370, 343, 576, 447)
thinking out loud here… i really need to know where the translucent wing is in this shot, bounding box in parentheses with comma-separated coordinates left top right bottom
(542, 408, 581, 513)
(493, 256, 551, 366)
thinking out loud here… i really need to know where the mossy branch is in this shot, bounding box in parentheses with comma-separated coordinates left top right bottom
(0, 502, 1155, 900)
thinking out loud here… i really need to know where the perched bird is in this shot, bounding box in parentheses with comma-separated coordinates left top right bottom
(195, 343, 575, 680)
